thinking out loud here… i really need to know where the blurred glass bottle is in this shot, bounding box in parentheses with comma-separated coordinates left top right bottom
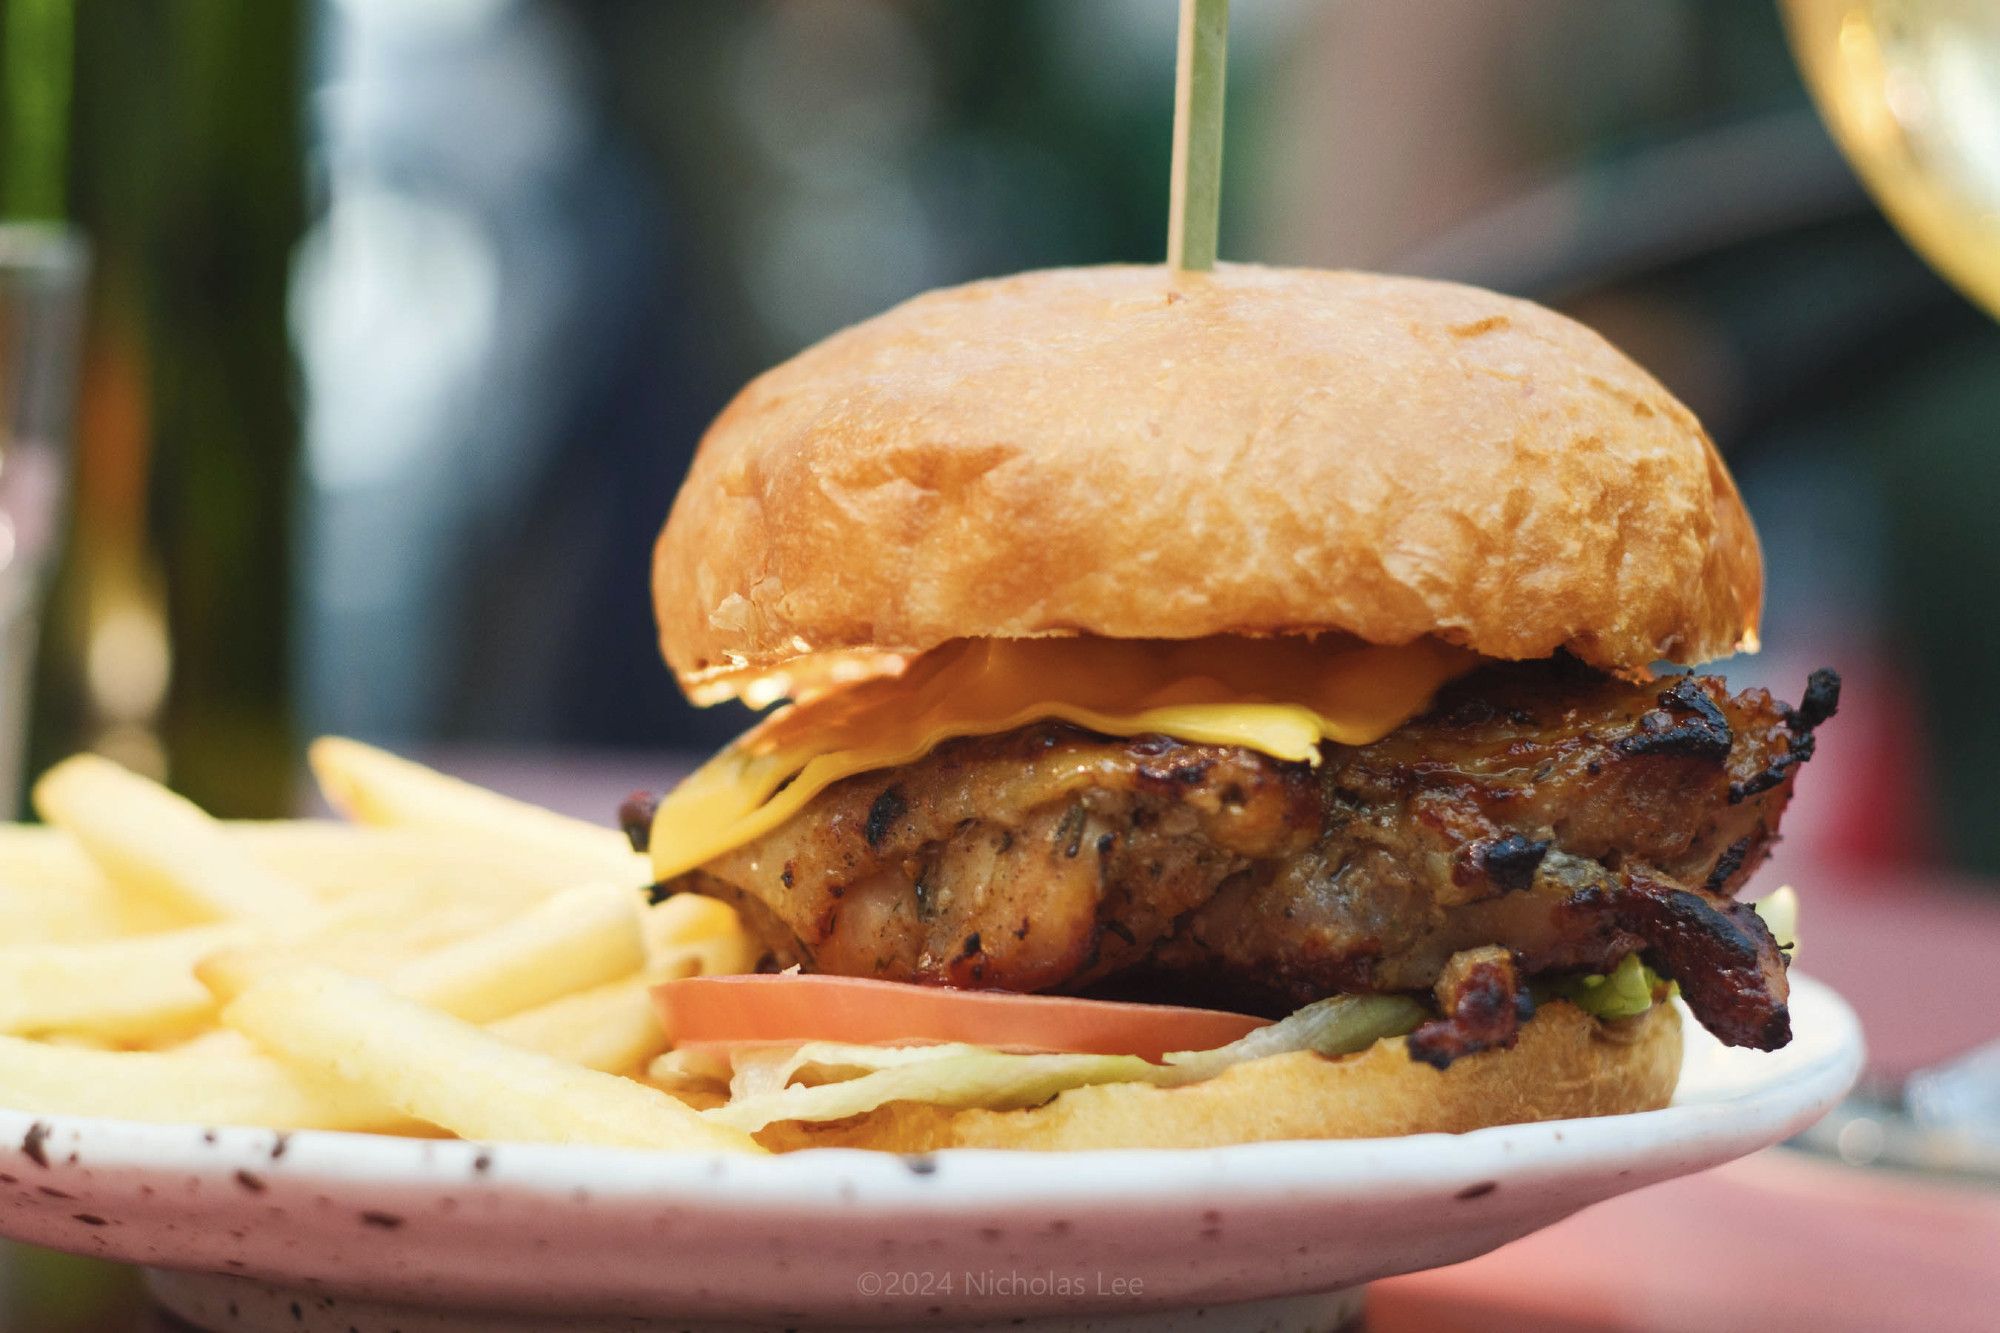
(0, 230, 84, 818)
(1784, 0, 2000, 319)
(1, 0, 84, 817)
(15, 0, 306, 816)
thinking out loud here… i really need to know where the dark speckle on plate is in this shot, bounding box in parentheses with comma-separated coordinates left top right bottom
(235, 1170, 268, 1194)
(903, 1155, 939, 1176)
(359, 1211, 405, 1229)
(1455, 1181, 1499, 1200)
(20, 1122, 52, 1168)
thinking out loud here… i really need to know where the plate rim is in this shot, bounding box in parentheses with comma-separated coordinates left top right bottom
(0, 974, 1864, 1211)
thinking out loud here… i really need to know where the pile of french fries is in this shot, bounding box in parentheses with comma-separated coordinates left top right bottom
(0, 740, 765, 1153)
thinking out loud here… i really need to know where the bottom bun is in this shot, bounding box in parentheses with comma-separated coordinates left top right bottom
(756, 1000, 1682, 1152)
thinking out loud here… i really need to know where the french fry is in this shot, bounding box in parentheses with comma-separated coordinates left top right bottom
(227, 823, 565, 908)
(11, 972, 676, 1112)
(308, 738, 645, 883)
(642, 891, 739, 948)
(488, 976, 670, 1075)
(0, 1031, 412, 1131)
(0, 883, 517, 1043)
(33, 756, 317, 923)
(200, 882, 646, 1019)
(641, 892, 758, 982)
(0, 924, 252, 1041)
(0, 823, 559, 948)
(648, 916, 760, 982)
(295, 890, 524, 979)
(190, 887, 524, 1005)
(381, 882, 646, 1023)
(0, 745, 759, 1143)
(0, 983, 671, 1129)
(0, 825, 193, 941)
(162, 1028, 252, 1055)
(0, 969, 671, 1129)
(223, 964, 760, 1151)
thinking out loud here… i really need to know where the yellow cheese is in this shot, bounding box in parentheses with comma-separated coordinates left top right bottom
(648, 636, 1477, 881)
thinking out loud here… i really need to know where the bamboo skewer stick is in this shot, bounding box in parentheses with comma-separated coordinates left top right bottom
(1166, 0, 1230, 271)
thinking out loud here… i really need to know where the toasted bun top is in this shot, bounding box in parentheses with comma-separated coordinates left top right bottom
(656, 264, 1761, 704)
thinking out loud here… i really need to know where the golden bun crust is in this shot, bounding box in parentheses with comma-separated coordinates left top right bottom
(657, 264, 1761, 704)
(757, 1001, 1681, 1152)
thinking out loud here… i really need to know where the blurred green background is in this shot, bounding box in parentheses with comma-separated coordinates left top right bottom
(4, 1, 1988, 867)
(5, 0, 1993, 844)
(0, 2, 1996, 1322)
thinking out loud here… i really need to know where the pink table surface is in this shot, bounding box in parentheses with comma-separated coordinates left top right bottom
(1371, 1149, 2000, 1333)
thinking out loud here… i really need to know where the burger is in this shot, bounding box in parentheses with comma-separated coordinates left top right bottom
(627, 264, 1837, 1152)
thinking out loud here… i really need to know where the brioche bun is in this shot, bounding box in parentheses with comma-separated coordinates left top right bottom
(656, 264, 1761, 706)
(755, 1000, 1681, 1153)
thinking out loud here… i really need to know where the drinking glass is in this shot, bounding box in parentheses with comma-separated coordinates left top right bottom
(1783, 0, 2000, 319)
(0, 224, 88, 816)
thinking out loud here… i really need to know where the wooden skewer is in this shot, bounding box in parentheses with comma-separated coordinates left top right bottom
(1166, 0, 1230, 271)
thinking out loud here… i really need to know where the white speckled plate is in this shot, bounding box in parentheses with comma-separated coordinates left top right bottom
(0, 976, 1860, 1332)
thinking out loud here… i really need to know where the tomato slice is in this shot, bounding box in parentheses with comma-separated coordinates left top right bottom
(652, 974, 1268, 1063)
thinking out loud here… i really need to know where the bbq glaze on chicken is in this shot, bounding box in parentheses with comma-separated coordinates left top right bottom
(644, 660, 1836, 1060)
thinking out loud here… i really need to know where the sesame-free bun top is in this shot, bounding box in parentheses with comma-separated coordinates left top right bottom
(657, 264, 1762, 705)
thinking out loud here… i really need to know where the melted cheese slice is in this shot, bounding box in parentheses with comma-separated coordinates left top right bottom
(649, 636, 1477, 881)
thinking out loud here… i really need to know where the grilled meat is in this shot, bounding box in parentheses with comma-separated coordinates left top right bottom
(1405, 946, 1533, 1070)
(653, 661, 1838, 1051)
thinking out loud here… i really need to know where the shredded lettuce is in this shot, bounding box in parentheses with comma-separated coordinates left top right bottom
(705, 1045, 1156, 1132)
(724, 1040, 1100, 1102)
(1753, 885, 1800, 960)
(694, 994, 1427, 1133)
(1540, 953, 1668, 1020)
(1159, 993, 1425, 1083)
